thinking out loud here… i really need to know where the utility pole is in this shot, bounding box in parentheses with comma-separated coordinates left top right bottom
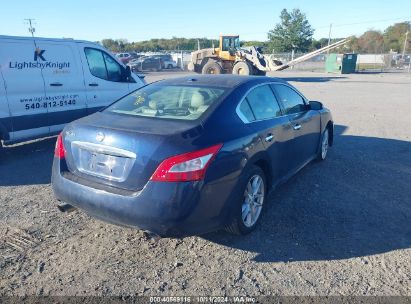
(327, 23, 333, 54)
(402, 30, 409, 58)
(24, 18, 36, 37)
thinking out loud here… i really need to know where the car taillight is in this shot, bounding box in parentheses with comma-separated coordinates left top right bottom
(150, 144, 223, 182)
(54, 133, 66, 159)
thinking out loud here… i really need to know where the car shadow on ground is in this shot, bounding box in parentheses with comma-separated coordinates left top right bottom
(1, 126, 411, 263)
(282, 76, 347, 83)
(0, 137, 55, 186)
(204, 125, 411, 262)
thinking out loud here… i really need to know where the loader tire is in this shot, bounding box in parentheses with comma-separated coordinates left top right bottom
(201, 61, 222, 74)
(232, 61, 253, 75)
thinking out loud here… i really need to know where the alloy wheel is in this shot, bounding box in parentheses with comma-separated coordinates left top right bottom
(321, 129, 329, 159)
(241, 174, 265, 227)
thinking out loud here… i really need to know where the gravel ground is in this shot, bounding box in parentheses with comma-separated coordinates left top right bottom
(0, 70, 410, 297)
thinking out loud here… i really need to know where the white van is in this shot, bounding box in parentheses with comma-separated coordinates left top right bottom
(0, 35, 145, 148)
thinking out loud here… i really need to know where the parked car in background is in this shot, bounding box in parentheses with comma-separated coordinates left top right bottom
(116, 52, 140, 64)
(128, 56, 162, 72)
(153, 54, 177, 69)
(0, 35, 145, 148)
(115, 52, 131, 63)
(52, 75, 334, 237)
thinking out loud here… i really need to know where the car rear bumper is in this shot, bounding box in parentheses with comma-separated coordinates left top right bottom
(51, 158, 238, 237)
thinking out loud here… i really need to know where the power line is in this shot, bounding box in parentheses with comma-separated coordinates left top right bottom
(240, 16, 411, 37)
(316, 16, 411, 29)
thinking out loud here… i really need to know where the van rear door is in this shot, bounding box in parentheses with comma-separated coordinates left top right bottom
(0, 38, 48, 141)
(34, 40, 87, 134)
(80, 45, 140, 114)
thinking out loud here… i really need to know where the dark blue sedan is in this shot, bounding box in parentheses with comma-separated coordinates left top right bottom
(52, 75, 333, 237)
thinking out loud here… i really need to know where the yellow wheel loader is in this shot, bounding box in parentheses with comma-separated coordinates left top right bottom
(187, 35, 348, 76)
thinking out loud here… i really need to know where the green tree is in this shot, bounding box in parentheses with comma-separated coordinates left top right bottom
(383, 22, 411, 52)
(357, 30, 384, 53)
(101, 39, 121, 52)
(267, 8, 314, 52)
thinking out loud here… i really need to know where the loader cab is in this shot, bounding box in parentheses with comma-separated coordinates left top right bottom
(218, 35, 240, 60)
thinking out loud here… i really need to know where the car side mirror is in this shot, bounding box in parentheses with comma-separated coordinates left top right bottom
(309, 101, 323, 110)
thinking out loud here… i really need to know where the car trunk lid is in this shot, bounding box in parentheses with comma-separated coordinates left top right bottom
(63, 112, 202, 191)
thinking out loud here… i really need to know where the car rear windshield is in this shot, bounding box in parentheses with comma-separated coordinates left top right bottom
(105, 84, 227, 120)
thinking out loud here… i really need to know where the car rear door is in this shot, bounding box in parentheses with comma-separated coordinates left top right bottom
(271, 83, 321, 171)
(34, 39, 87, 134)
(81, 46, 132, 115)
(0, 37, 48, 141)
(143, 58, 154, 70)
(237, 84, 294, 183)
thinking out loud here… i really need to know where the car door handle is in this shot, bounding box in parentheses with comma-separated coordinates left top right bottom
(89, 83, 99, 87)
(50, 82, 63, 87)
(265, 134, 274, 142)
(293, 124, 302, 130)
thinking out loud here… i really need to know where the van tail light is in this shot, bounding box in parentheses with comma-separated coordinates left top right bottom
(150, 144, 223, 182)
(54, 133, 66, 159)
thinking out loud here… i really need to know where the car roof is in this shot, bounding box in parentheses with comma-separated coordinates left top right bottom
(156, 75, 286, 89)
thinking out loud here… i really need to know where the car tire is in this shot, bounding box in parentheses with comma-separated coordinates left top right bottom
(225, 165, 266, 235)
(317, 127, 330, 161)
(201, 61, 222, 74)
(0, 139, 3, 157)
(167, 64, 173, 69)
(232, 61, 253, 75)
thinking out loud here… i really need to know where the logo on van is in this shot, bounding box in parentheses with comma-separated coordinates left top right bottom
(34, 47, 46, 61)
(8, 47, 70, 71)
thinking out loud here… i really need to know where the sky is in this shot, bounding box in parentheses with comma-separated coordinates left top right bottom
(1, 0, 411, 42)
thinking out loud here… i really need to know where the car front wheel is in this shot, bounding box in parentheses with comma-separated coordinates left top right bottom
(225, 165, 266, 235)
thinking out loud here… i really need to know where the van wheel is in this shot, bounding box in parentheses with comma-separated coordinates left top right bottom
(225, 165, 266, 235)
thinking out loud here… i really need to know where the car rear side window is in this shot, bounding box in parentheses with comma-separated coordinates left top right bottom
(244, 85, 282, 121)
(238, 99, 255, 122)
(105, 85, 227, 121)
(272, 84, 306, 115)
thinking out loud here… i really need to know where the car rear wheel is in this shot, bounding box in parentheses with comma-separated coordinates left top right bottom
(225, 165, 266, 235)
(0, 139, 4, 160)
(317, 128, 329, 161)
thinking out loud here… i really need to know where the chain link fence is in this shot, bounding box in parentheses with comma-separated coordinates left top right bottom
(268, 52, 411, 73)
(138, 50, 411, 73)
